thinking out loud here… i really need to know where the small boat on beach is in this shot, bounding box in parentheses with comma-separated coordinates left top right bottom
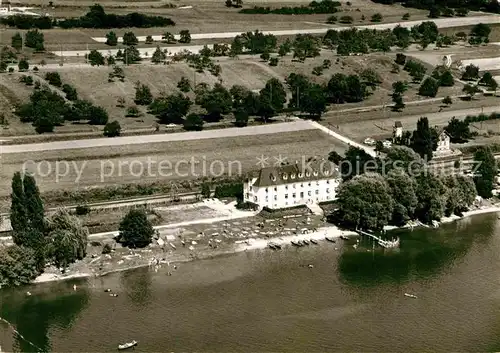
(325, 237, 336, 243)
(291, 240, 301, 247)
(404, 293, 418, 299)
(310, 239, 318, 245)
(110, 293, 118, 297)
(118, 340, 137, 350)
(340, 235, 349, 240)
(274, 244, 282, 249)
(302, 240, 310, 245)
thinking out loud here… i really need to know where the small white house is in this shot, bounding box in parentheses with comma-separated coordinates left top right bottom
(393, 121, 403, 140)
(244, 160, 341, 210)
(434, 130, 452, 156)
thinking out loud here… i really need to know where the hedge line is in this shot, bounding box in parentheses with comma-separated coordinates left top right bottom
(464, 112, 500, 124)
(240, 0, 341, 14)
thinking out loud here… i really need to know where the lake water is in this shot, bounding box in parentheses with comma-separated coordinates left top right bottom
(2, 213, 500, 352)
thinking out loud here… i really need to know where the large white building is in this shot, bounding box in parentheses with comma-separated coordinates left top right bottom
(244, 160, 341, 210)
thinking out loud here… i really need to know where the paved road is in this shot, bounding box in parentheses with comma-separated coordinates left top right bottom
(55, 16, 500, 57)
(1, 120, 316, 154)
(308, 121, 376, 157)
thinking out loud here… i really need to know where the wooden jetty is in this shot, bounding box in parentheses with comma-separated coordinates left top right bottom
(356, 229, 400, 249)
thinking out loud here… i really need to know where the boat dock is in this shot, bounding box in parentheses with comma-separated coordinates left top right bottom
(356, 230, 400, 249)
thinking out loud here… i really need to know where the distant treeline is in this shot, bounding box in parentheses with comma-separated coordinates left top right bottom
(371, 0, 500, 14)
(0, 4, 175, 29)
(240, 0, 341, 14)
(464, 112, 500, 124)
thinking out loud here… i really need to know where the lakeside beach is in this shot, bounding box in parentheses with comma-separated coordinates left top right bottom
(30, 202, 500, 285)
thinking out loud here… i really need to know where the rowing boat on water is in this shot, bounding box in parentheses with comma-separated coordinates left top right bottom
(404, 293, 418, 299)
(118, 340, 137, 350)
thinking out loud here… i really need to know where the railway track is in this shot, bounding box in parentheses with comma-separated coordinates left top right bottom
(0, 190, 202, 219)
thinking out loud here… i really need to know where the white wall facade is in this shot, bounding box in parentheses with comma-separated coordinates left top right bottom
(435, 133, 451, 154)
(244, 177, 341, 209)
(394, 127, 403, 139)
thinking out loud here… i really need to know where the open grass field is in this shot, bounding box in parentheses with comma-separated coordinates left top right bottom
(0, 129, 347, 199)
(408, 43, 500, 68)
(440, 23, 500, 43)
(0, 0, 429, 46)
(0, 50, 464, 136)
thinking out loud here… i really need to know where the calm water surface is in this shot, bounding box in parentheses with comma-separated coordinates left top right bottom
(2, 213, 500, 352)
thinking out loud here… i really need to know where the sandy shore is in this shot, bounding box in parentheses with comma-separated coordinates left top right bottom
(33, 272, 92, 283)
(234, 225, 356, 252)
(32, 204, 500, 285)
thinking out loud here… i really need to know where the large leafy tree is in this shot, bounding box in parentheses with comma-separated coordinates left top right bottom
(292, 34, 320, 61)
(10, 172, 27, 235)
(151, 46, 166, 64)
(87, 49, 105, 66)
(10, 172, 46, 271)
(198, 83, 233, 121)
(46, 209, 88, 269)
(300, 84, 326, 119)
(134, 82, 153, 106)
(385, 168, 418, 225)
(329, 146, 376, 181)
(25, 29, 44, 51)
(442, 174, 476, 215)
(23, 173, 45, 233)
(0, 245, 39, 287)
(414, 172, 448, 223)
(105, 31, 118, 46)
(258, 78, 286, 120)
(335, 173, 394, 231)
(444, 117, 471, 143)
(11, 32, 22, 51)
(123, 31, 138, 46)
(382, 145, 424, 175)
(149, 93, 192, 124)
(474, 146, 497, 198)
(411, 117, 435, 160)
(418, 77, 440, 97)
(118, 209, 154, 248)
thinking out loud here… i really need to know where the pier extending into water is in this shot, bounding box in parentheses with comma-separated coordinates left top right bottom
(356, 230, 400, 248)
